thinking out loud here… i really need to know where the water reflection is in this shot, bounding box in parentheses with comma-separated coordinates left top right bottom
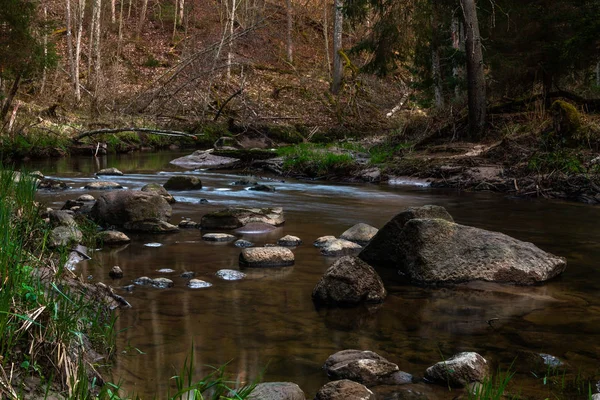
(28, 152, 600, 398)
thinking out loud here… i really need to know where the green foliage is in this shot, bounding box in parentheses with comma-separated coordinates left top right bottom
(277, 143, 358, 176)
(528, 150, 585, 174)
(468, 367, 516, 400)
(142, 55, 161, 68)
(368, 142, 412, 165)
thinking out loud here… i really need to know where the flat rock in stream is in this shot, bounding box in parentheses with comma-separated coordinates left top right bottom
(98, 230, 131, 245)
(248, 382, 305, 400)
(84, 181, 123, 190)
(340, 223, 379, 246)
(170, 150, 240, 169)
(277, 235, 302, 246)
(320, 239, 362, 257)
(239, 246, 294, 267)
(96, 167, 123, 176)
(202, 207, 284, 230)
(216, 269, 246, 281)
(202, 233, 237, 242)
(315, 380, 374, 400)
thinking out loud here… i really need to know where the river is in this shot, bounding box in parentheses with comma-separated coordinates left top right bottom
(28, 151, 600, 399)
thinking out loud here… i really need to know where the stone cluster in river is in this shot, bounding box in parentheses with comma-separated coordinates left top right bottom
(202, 207, 285, 229)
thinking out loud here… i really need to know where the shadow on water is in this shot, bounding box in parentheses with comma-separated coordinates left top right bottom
(29, 151, 600, 398)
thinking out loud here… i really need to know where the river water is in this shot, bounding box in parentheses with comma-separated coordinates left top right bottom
(28, 151, 600, 399)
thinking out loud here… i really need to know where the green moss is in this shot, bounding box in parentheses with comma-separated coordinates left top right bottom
(549, 100, 584, 146)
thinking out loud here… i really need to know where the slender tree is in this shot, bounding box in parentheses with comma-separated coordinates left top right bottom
(226, 0, 238, 80)
(65, 0, 76, 97)
(431, 0, 443, 108)
(286, 0, 293, 63)
(331, 0, 343, 94)
(460, 0, 486, 138)
(74, 0, 85, 102)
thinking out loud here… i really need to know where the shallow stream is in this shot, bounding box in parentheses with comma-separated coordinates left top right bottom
(28, 151, 600, 399)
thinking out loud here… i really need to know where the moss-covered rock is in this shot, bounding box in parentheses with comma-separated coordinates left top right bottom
(550, 100, 583, 146)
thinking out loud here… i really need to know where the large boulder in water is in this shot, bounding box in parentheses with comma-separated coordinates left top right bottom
(340, 223, 378, 246)
(141, 183, 175, 203)
(312, 256, 386, 306)
(202, 207, 284, 229)
(170, 149, 239, 169)
(395, 218, 566, 284)
(163, 175, 202, 190)
(91, 190, 178, 233)
(359, 205, 453, 268)
(359, 205, 566, 285)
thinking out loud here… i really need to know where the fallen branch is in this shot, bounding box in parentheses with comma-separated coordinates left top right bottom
(74, 127, 199, 141)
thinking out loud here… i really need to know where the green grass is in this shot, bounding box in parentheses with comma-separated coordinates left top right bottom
(468, 367, 516, 400)
(276, 143, 357, 177)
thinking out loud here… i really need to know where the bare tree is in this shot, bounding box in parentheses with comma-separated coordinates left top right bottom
(138, 0, 149, 38)
(451, 15, 464, 98)
(431, 0, 443, 108)
(323, 0, 331, 78)
(65, 0, 76, 98)
(596, 60, 600, 87)
(331, 0, 343, 94)
(74, 0, 86, 102)
(111, 0, 116, 23)
(460, 0, 486, 138)
(40, 4, 49, 94)
(92, 0, 102, 92)
(226, 0, 238, 80)
(286, 0, 293, 63)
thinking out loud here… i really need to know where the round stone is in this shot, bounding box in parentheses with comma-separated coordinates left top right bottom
(216, 269, 246, 281)
(188, 279, 212, 289)
(202, 233, 237, 242)
(77, 194, 95, 202)
(277, 235, 302, 247)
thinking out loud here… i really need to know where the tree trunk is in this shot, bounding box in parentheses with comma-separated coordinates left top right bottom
(323, 0, 331, 78)
(596, 60, 599, 87)
(40, 4, 48, 94)
(460, 0, 486, 139)
(0, 73, 22, 123)
(431, 1, 443, 108)
(74, 0, 86, 103)
(451, 15, 463, 98)
(179, 0, 185, 25)
(138, 0, 149, 38)
(117, 0, 124, 58)
(226, 0, 238, 80)
(111, 0, 116, 23)
(286, 0, 293, 63)
(92, 0, 102, 92)
(66, 0, 77, 99)
(331, 0, 343, 94)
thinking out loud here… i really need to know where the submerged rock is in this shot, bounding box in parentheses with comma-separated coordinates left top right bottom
(134, 276, 174, 289)
(340, 223, 378, 246)
(248, 184, 276, 192)
(277, 235, 302, 247)
(91, 190, 177, 233)
(141, 183, 176, 204)
(202, 207, 285, 230)
(163, 175, 202, 191)
(312, 256, 386, 306)
(234, 239, 254, 248)
(170, 150, 240, 170)
(231, 176, 259, 186)
(96, 167, 123, 176)
(188, 279, 212, 289)
(109, 266, 124, 279)
(248, 382, 305, 400)
(315, 380, 374, 400)
(239, 247, 295, 267)
(178, 218, 200, 228)
(516, 351, 565, 375)
(216, 269, 246, 281)
(320, 239, 362, 257)
(202, 233, 237, 242)
(314, 236, 337, 248)
(84, 181, 123, 190)
(424, 352, 488, 387)
(180, 271, 195, 278)
(234, 222, 279, 234)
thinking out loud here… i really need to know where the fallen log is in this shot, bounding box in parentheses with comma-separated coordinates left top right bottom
(74, 127, 199, 141)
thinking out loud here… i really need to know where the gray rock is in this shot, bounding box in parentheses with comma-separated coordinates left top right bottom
(516, 351, 565, 375)
(320, 239, 362, 257)
(109, 266, 123, 279)
(157, 268, 175, 273)
(144, 242, 162, 247)
(98, 230, 131, 245)
(235, 222, 279, 234)
(49, 226, 82, 248)
(38, 178, 68, 191)
(312, 256, 386, 306)
(277, 235, 302, 246)
(216, 269, 246, 281)
(395, 218, 566, 284)
(180, 271, 195, 278)
(359, 205, 453, 268)
(188, 279, 212, 289)
(202, 233, 237, 242)
(327, 355, 411, 387)
(77, 194, 95, 202)
(202, 207, 284, 230)
(232, 176, 258, 186)
(234, 239, 254, 248)
(178, 219, 200, 228)
(48, 210, 77, 227)
(340, 223, 378, 246)
(141, 183, 176, 203)
(248, 184, 276, 192)
(424, 352, 488, 387)
(315, 380, 374, 400)
(248, 382, 305, 400)
(592, 394, 600, 400)
(163, 175, 202, 191)
(239, 247, 295, 268)
(84, 181, 123, 190)
(170, 150, 240, 170)
(151, 277, 174, 289)
(96, 167, 123, 176)
(324, 350, 387, 370)
(314, 236, 337, 248)
(91, 190, 176, 233)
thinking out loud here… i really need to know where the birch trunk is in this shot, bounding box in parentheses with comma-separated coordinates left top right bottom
(226, 0, 238, 80)
(331, 0, 343, 94)
(66, 0, 76, 99)
(179, 0, 185, 25)
(92, 0, 102, 92)
(323, 0, 330, 78)
(40, 5, 48, 94)
(111, 0, 116, 23)
(74, 0, 86, 102)
(460, 0, 486, 138)
(286, 0, 293, 63)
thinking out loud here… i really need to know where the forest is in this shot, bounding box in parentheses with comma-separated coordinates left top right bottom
(1, 0, 600, 399)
